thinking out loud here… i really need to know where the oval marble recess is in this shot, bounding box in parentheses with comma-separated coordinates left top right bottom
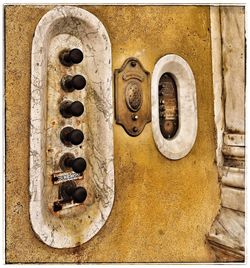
(29, 6, 114, 248)
(151, 54, 198, 160)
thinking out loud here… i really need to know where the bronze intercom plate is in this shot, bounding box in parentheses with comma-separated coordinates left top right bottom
(114, 58, 151, 136)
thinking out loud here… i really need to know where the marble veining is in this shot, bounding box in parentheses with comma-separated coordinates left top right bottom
(151, 54, 197, 160)
(30, 6, 114, 248)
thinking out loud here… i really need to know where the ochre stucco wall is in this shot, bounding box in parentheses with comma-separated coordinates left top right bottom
(5, 5, 220, 263)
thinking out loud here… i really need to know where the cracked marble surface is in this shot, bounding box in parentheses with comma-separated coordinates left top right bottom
(30, 6, 114, 248)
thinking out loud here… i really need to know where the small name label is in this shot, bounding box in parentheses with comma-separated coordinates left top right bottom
(52, 171, 82, 184)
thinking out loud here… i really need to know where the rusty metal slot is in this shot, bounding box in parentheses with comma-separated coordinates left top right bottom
(159, 73, 179, 139)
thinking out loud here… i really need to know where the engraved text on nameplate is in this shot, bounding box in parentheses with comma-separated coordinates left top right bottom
(52, 171, 83, 184)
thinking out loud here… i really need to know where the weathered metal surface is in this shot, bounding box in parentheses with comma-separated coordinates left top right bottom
(158, 73, 178, 139)
(125, 80, 143, 112)
(115, 57, 151, 136)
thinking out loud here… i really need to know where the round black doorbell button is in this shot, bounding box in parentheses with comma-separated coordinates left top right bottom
(70, 101, 84, 116)
(60, 127, 84, 146)
(61, 75, 86, 92)
(70, 129, 84, 145)
(59, 181, 87, 204)
(63, 156, 87, 174)
(71, 75, 86, 90)
(59, 181, 76, 202)
(59, 154, 87, 174)
(71, 157, 87, 173)
(69, 48, 84, 64)
(59, 48, 83, 66)
(72, 187, 87, 203)
(60, 101, 84, 118)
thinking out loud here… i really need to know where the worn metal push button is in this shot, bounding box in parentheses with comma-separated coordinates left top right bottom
(60, 154, 87, 173)
(60, 126, 84, 146)
(53, 181, 87, 212)
(65, 157, 86, 173)
(59, 48, 84, 67)
(61, 74, 86, 92)
(60, 100, 84, 118)
(72, 187, 87, 203)
(60, 181, 87, 203)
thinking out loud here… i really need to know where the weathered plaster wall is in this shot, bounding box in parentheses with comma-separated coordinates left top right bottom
(5, 5, 220, 263)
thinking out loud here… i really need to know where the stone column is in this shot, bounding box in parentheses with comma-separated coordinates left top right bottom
(207, 6, 245, 262)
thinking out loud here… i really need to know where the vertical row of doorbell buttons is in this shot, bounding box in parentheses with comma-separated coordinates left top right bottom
(56, 48, 87, 208)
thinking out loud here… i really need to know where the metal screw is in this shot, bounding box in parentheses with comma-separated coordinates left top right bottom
(131, 61, 136, 67)
(160, 105, 166, 111)
(53, 202, 62, 212)
(131, 114, 139, 121)
(133, 127, 138, 132)
(52, 176, 59, 182)
(160, 113, 166, 119)
(160, 99, 165, 104)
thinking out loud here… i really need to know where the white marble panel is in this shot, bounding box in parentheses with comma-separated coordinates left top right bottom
(30, 6, 114, 248)
(207, 207, 244, 257)
(224, 133, 245, 147)
(210, 6, 224, 168)
(151, 54, 197, 160)
(221, 186, 245, 213)
(221, 7, 245, 133)
(221, 167, 245, 189)
(222, 145, 245, 158)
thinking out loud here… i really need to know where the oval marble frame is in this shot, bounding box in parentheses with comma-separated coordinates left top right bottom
(151, 54, 197, 160)
(29, 6, 114, 248)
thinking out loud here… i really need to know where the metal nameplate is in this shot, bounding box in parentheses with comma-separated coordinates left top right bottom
(52, 171, 83, 184)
